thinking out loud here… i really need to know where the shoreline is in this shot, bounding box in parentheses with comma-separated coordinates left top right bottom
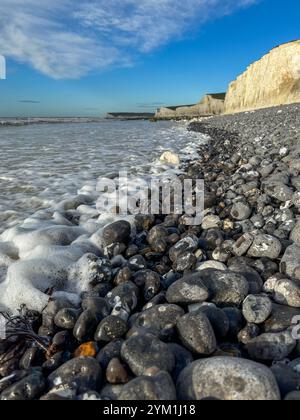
(1, 103, 300, 400)
(0, 117, 106, 127)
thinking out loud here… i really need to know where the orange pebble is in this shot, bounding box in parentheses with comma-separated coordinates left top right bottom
(74, 342, 98, 358)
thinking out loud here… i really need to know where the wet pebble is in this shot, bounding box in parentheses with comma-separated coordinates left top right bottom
(114, 267, 132, 285)
(130, 303, 184, 339)
(54, 308, 80, 330)
(247, 234, 282, 259)
(271, 363, 300, 398)
(242, 294, 272, 324)
(106, 281, 139, 313)
(246, 331, 296, 361)
(238, 323, 260, 344)
(232, 233, 254, 256)
(106, 358, 129, 384)
(280, 244, 300, 278)
(128, 255, 147, 271)
(177, 357, 280, 400)
(118, 372, 176, 400)
(0, 371, 45, 401)
(230, 202, 252, 221)
(96, 339, 124, 369)
(177, 311, 217, 355)
(121, 333, 175, 376)
(94, 315, 128, 342)
(268, 277, 300, 308)
(73, 310, 99, 342)
(166, 273, 209, 305)
(48, 357, 102, 393)
(200, 269, 249, 307)
(102, 221, 131, 246)
(197, 305, 230, 339)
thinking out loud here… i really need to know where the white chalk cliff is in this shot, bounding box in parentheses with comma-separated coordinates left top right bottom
(225, 40, 300, 114)
(155, 93, 225, 119)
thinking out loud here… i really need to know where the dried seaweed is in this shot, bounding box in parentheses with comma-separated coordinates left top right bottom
(0, 312, 50, 371)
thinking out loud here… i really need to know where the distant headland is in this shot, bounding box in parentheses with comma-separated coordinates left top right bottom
(105, 112, 155, 120)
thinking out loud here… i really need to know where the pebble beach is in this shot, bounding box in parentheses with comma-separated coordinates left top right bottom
(0, 103, 300, 400)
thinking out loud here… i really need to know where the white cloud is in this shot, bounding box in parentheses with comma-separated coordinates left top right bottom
(0, 0, 259, 79)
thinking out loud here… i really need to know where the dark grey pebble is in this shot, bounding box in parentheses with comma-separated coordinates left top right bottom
(230, 202, 252, 221)
(54, 308, 80, 330)
(135, 214, 155, 232)
(229, 263, 263, 294)
(48, 357, 102, 393)
(0, 371, 45, 400)
(147, 225, 169, 247)
(177, 311, 217, 355)
(81, 297, 110, 318)
(131, 304, 184, 338)
(285, 391, 300, 400)
(100, 384, 124, 400)
(271, 363, 300, 398)
(73, 309, 99, 342)
(125, 244, 139, 258)
(166, 272, 209, 305)
(114, 266, 132, 285)
(238, 323, 260, 344)
(246, 331, 296, 361)
(121, 333, 175, 376)
(133, 269, 161, 300)
(263, 304, 300, 333)
(199, 268, 249, 307)
(0, 370, 28, 394)
(96, 339, 124, 369)
(94, 315, 128, 342)
(197, 305, 230, 339)
(42, 351, 71, 372)
(128, 255, 147, 271)
(19, 347, 41, 370)
(106, 281, 139, 312)
(168, 343, 194, 380)
(77, 391, 101, 400)
(102, 221, 131, 246)
(169, 236, 198, 263)
(223, 307, 244, 339)
(173, 251, 197, 272)
(118, 372, 176, 400)
(52, 330, 71, 350)
(280, 244, 300, 278)
(42, 298, 78, 333)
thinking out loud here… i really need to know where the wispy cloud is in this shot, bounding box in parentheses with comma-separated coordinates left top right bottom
(137, 102, 166, 109)
(0, 0, 259, 79)
(19, 100, 40, 104)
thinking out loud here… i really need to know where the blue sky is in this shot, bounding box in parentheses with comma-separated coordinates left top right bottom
(0, 0, 299, 117)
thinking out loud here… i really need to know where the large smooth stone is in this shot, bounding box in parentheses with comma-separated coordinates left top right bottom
(177, 357, 280, 400)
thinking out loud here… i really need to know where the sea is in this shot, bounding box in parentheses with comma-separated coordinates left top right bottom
(0, 120, 207, 233)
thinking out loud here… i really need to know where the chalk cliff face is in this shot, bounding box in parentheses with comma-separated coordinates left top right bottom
(155, 94, 225, 119)
(225, 40, 300, 114)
